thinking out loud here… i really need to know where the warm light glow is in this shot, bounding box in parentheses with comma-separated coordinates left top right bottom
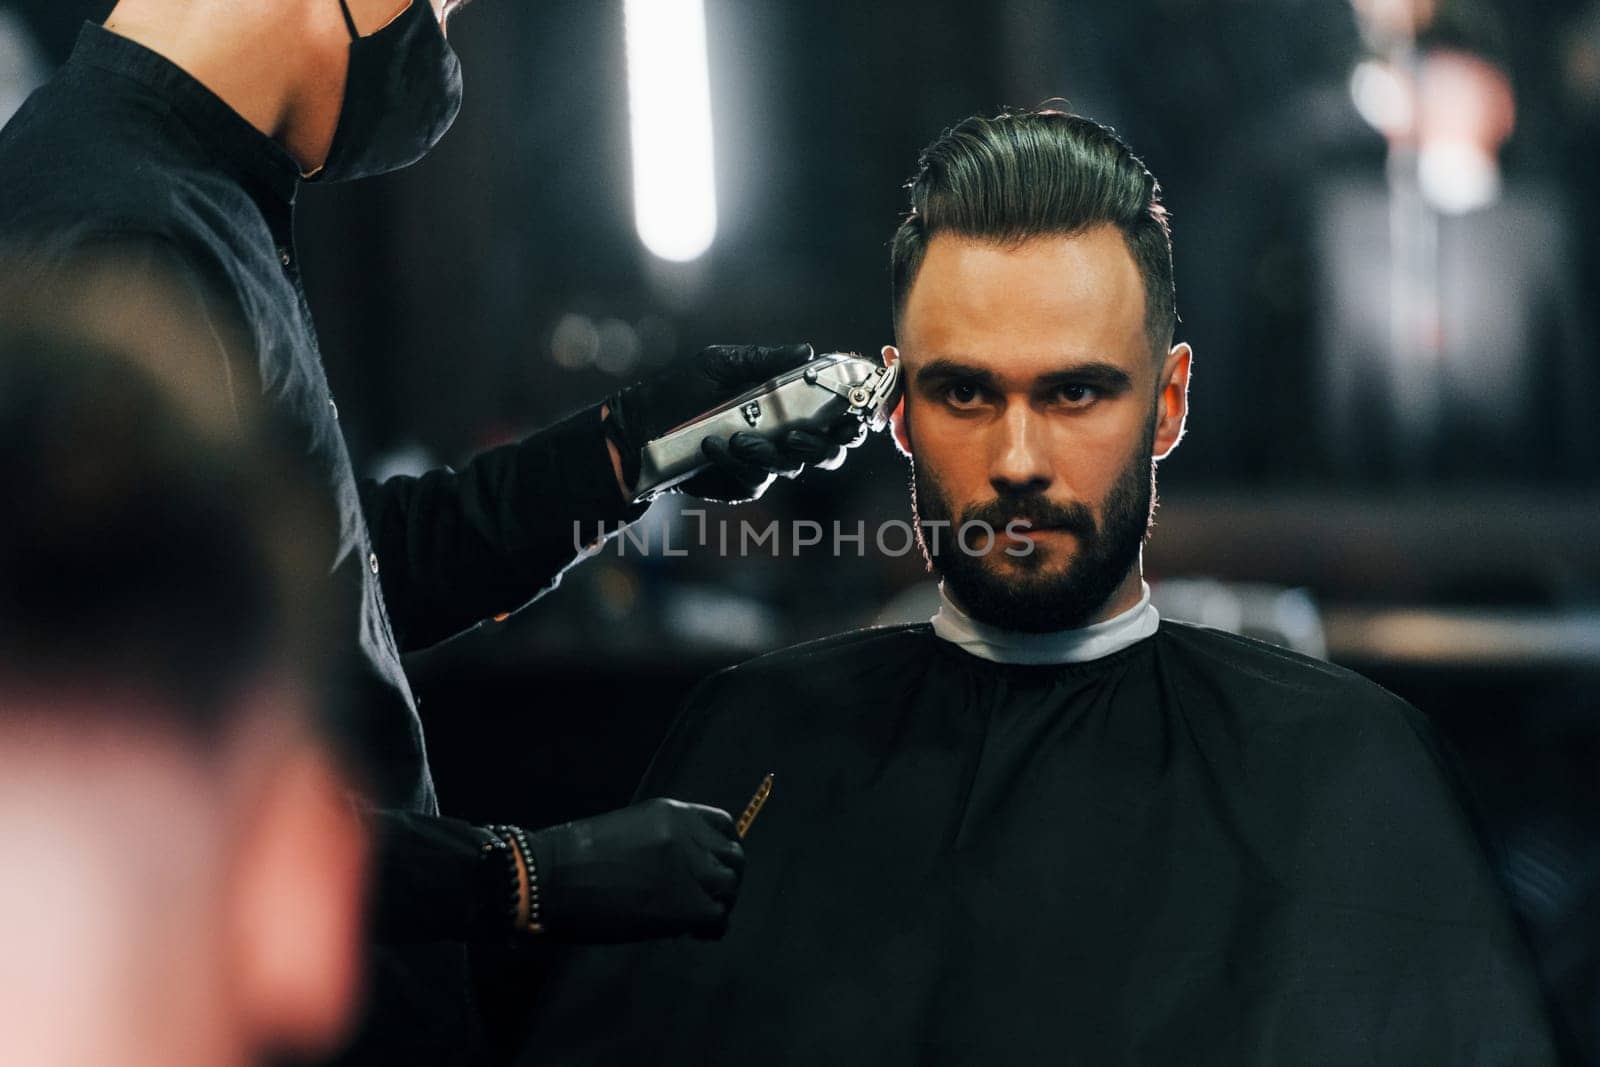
(624, 0, 718, 263)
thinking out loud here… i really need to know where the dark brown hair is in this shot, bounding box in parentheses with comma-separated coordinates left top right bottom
(0, 260, 338, 737)
(891, 108, 1176, 355)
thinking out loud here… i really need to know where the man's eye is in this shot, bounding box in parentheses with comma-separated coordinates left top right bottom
(943, 382, 985, 409)
(1051, 383, 1099, 407)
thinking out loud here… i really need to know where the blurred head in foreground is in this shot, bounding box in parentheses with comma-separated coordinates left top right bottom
(0, 266, 368, 1067)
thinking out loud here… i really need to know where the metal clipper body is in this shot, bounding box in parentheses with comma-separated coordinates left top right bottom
(632, 352, 901, 503)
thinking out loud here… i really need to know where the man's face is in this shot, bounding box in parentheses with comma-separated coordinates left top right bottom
(888, 227, 1190, 631)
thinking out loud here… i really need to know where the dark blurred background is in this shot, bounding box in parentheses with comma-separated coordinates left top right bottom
(5, 0, 1599, 1057)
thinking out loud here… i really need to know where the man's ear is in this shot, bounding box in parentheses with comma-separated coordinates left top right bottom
(1153, 342, 1192, 461)
(883, 346, 912, 458)
(230, 738, 369, 1057)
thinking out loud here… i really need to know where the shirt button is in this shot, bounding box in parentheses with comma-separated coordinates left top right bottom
(368, 552, 380, 576)
(278, 246, 292, 268)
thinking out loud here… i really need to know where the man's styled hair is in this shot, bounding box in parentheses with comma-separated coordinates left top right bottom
(890, 108, 1177, 355)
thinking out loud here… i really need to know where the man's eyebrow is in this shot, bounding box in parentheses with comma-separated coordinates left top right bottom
(913, 359, 999, 388)
(1034, 361, 1134, 393)
(912, 357, 1134, 393)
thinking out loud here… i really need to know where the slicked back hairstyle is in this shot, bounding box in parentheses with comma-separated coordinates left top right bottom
(891, 108, 1177, 356)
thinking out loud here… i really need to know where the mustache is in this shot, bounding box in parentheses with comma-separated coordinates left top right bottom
(958, 494, 1096, 538)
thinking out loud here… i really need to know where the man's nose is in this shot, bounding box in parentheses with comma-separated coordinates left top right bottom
(988, 405, 1053, 496)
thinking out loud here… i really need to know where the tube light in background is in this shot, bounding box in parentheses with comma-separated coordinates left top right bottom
(624, 0, 718, 263)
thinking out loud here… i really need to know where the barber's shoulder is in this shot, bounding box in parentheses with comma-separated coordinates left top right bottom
(0, 105, 252, 267)
(0, 174, 221, 283)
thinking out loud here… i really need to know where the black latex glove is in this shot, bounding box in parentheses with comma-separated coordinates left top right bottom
(605, 342, 868, 503)
(525, 798, 745, 943)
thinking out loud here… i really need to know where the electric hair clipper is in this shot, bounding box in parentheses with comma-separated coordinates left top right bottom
(632, 352, 901, 503)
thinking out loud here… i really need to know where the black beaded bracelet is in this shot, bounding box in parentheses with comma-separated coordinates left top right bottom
(487, 824, 543, 936)
(484, 826, 524, 931)
(504, 825, 543, 935)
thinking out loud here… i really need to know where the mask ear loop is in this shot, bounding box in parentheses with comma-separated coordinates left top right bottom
(335, 0, 361, 40)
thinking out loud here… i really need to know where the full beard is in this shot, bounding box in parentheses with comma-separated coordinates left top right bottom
(910, 411, 1158, 633)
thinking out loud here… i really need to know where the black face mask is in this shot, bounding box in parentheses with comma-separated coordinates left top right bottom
(312, 0, 463, 183)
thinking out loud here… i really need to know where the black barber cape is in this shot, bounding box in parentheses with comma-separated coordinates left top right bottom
(523, 622, 1557, 1065)
(0, 24, 642, 1066)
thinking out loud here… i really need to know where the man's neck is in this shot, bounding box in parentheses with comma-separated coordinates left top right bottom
(101, 0, 350, 173)
(1081, 567, 1146, 629)
(931, 569, 1160, 666)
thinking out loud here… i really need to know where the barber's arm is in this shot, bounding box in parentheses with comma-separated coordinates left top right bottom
(47, 234, 743, 944)
(356, 403, 645, 652)
(359, 343, 866, 652)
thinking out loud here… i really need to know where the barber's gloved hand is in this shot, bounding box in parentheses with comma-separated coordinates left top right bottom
(605, 342, 868, 503)
(526, 797, 745, 943)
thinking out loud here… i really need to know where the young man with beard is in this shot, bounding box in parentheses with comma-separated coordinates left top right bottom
(517, 109, 1559, 1064)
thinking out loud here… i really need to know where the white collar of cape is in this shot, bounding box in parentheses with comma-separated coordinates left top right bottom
(930, 580, 1160, 665)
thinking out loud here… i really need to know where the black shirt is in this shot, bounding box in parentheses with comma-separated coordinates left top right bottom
(0, 23, 643, 1065)
(0, 22, 640, 814)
